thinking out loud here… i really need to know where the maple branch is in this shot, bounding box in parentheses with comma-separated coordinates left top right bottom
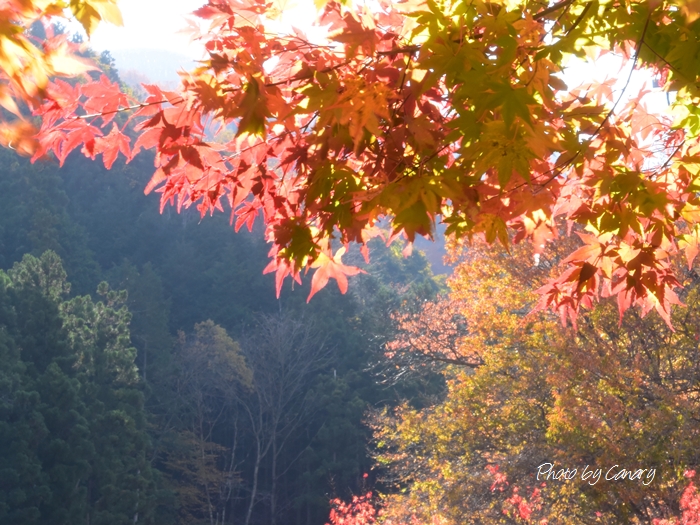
(533, 0, 575, 21)
(564, 2, 592, 36)
(586, 14, 651, 147)
(376, 46, 421, 57)
(414, 354, 484, 368)
(524, 61, 539, 88)
(300, 111, 319, 133)
(355, 57, 376, 77)
(390, 142, 453, 187)
(642, 42, 693, 83)
(223, 139, 270, 162)
(261, 32, 336, 51)
(518, 13, 653, 194)
(217, 58, 355, 95)
(390, 55, 412, 122)
(375, 33, 488, 58)
(265, 59, 352, 87)
(73, 97, 184, 120)
(652, 140, 685, 175)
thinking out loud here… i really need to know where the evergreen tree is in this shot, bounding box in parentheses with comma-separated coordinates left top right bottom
(0, 149, 100, 295)
(0, 252, 156, 524)
(0, 133, 446, 525)
(63, 282, 156, 525)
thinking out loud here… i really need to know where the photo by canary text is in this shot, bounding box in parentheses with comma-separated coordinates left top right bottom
(536, 463, 656, 486)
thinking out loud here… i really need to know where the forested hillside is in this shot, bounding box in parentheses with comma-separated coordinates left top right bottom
(9, 0, 700, 522)
(0, 139, 442, 525)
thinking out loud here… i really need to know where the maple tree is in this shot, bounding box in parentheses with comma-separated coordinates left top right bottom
(7, 0, 700, 322)
(326, 491, 379, 525)
(371, 239, 700, 524)
(0, 0, 121, 154)
(653, 471, 700, 525)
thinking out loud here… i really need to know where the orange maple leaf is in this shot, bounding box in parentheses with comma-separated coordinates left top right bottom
(307, 247, 364, 302)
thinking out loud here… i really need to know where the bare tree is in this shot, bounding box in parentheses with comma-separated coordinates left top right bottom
(239, 313, 330, 525)
(168, 320, 252, 525)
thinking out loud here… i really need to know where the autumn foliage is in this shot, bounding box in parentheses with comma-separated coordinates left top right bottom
(6, 0, 700, 322)
(326, 491, 379, 525)
(0, 0, 121, 154)
(371, 238, 700, 524)
(9, 1, 700, 523)
(653, 471, 700, 525)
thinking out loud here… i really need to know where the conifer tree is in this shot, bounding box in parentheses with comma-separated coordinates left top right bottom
(0, 252, 156, 525)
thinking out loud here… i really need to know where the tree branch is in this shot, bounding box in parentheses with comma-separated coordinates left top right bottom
(510, 12, 654, 194)
(73, 97, 184, 120)
(533, 0, 576, 21)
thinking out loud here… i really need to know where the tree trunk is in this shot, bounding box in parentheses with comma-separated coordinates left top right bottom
(133, 469, 140, 524)
(245, 437, 262, 525)
(198, 409, 215, 525)
(271, 435, 277, 525)
(223, 419, 238, 525)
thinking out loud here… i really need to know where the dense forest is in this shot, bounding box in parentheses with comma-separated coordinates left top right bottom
(8, 131, 700, 524)
(9, 1, 700, 522)
(0, 105, 444, 525)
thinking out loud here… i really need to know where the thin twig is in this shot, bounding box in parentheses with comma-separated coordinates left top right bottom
(376, 45, 421, 56)
(655, 140, 685, 174)
(643, 41, 692, 82)
(588, 14, 652, 141)
(71, 97, 184, 120)
(565, 2, 592, 36)
(265, 59, 352, 87)
(520, 12, 653, 193)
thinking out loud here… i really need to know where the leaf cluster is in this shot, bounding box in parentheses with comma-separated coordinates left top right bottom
(373, 240, 700, 524)
(19, 0, 700, 324)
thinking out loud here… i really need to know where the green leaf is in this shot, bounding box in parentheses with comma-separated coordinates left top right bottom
(486, 83, 534, 130)
(237, 77, 268, 138)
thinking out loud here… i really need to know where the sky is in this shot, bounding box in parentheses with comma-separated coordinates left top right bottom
(78, 0, 320, 57)
(76, 0, 205, 57)
(73, 0, 665, 117)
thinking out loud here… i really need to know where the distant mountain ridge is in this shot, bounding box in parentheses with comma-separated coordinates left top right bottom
(110, 48, 197, 88)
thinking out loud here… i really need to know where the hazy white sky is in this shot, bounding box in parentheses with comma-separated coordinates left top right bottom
(78, 0, 205, 56)
(75, 0, 663, 116)
(80, 0, 319, 57)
